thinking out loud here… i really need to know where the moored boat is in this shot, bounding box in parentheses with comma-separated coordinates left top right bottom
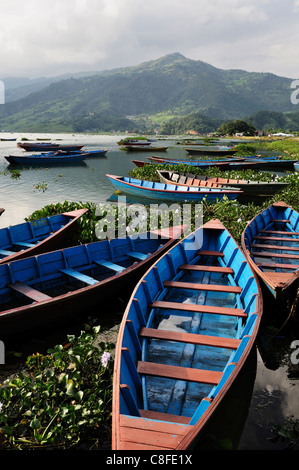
(157, 170, 289, 199)
(5, 152, 88, 164)
(106, 174, 243, 202)
(185, 146, 236, 156)
(112, 218, 262, 450)
(294, 162, 299, 172)
(17, 142, 84, 152)
(241, 201, 299, 300)
(0, 209, 87, 264)
(122, 145, 168, 152)
(0, 226, 184, 337)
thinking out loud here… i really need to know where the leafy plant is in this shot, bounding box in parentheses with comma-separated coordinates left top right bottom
(0, 323, 114, 450)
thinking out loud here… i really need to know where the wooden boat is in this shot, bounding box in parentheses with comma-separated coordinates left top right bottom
(157, 170, 289, 198)
(17, 142, 84, 152)
(185, 146, 236, 156)
(294, 162, 299, 172)
(241, 201, 299, 300)
(106, 174, 243, 202)
(0, 226, 184, 337)
(112, 218, 262, 450)
(0, 209, 87, 264)
(5, 152, 88, 164)
(147, 156, 258, 171)
(122, 145, 168, 152)
(117, 140, 151, 146)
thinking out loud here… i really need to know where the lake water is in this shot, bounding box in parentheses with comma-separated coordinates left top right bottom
(0, 133, 298, 450)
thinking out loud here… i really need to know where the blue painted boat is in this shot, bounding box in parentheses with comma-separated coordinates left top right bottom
(294, 162, 299, 171)
(148, 156, 257, 171)
(241, 201, 299, 300)
(106, 174, 242, 202)
(17, 142, 84, 152)
(0, 209, 87, 264)
(0, 226, 184, 337)
(5, 152, 88, 164)
(112, 218, 262, 450)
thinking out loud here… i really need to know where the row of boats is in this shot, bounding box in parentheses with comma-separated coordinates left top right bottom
(4, 141, 108, 164)
(0, 199, 297, 449)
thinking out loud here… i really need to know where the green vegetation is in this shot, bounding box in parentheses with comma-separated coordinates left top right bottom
(0, 53, 297, 133)
(0, 323, 114, 450)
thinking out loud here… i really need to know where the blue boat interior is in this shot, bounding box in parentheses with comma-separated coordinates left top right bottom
(0, 213, 75, 259)
(243, 205, 299, 273)
(122, 177, 223, 192)
(118, 224, 259, 425)
(0, 235, 168, 311)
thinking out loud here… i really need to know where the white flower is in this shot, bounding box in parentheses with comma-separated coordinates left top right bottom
(237, 218, 242, 223)
(101, 351, 111, 368)
(0, 402, 3, 412)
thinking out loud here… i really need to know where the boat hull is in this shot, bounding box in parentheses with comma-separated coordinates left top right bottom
(106, 174, 242, 202)
(241, 201, 299, 300)
(0, 228, 183, 337)
(0, 209, 87, 264)
(112, 219, 262, 450)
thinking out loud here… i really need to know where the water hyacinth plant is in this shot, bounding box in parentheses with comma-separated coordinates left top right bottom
(0, 324, 114, 450)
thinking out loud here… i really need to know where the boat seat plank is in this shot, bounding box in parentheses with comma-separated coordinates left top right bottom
(13, 241, 35, 248)
(150, 300, 247, 318)
(257, 262, 299, 270)
(179, 264, 234, 274)
(163, 280, 241, 294)
(127, 251, 149, 261)
(252, 243, 299, 252)
(140, 327, 241, 349)
(261, 230, 299, 235)
(8, 282, 52, 302)
(137, 361, 222, 385)
(197, 250, 224, 257)
(139, 409, 190, 424)
(94, 259, 125, 272)
(270, 219, 290, 223)
(60, 268, 99, 285)
(254, 236, 299, 242)
(0, 249, 15, 256)
(251, 251, 299, 260)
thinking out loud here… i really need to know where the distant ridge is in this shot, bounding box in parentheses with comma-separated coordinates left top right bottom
(0, 53, 296, 133)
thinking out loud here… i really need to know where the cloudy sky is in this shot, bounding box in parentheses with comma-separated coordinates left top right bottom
(0, 0, 299, 79)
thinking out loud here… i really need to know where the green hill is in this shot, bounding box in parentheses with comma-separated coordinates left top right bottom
(0, 53, 297, 132)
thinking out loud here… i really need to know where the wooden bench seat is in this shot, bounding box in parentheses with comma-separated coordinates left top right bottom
(252, 251, 299, 260)
(179, 264, 233, 274)
(94, 259, 125, 273)
(127, 251, 148, 261)
(8, 282, 52, 302)
(163, 280, 241, 294)
(137, 361, 222, 385)
(196, 250, 224, 257)
(60, 268, 99, 285)
(140, 327, 241, 349)
(252, 243, 299, 252)
(13, 241, 36, 248)
(261, 230, 299, 235)
(150, 300, 247, 317)
(254, 235, 299, 242)
(257, 262, 299, 270)
(139, 409, 190, 424)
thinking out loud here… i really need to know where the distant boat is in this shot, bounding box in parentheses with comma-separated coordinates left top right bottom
(122, 145, 168, 152)
(157, 170, 289, 199)
(112, 218, 262, 450)
(147, 156, 257, 171)
(0, 138, 17, 141)
(17, 142, 84, 152)
(293, 162, 299, 171)
(0, 209, 87, 264)
(0, 226, 184, 337)
(117, 139, 151, 146)
(185, 146, 236, 156)
(106, 174, 242, 202)
(241, 201, 299, 300)
(5, 152, 88, 164)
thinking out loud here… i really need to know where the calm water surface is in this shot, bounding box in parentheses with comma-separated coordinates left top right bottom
(0, 133, 298, 450)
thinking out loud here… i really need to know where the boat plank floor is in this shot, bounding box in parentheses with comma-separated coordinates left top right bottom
(150, 300, 246, 317)
(179, 264, 234, 274)
(138, 361, 222, 384)
(163, 280, 241, 293)
(118, 415, 192, 450)
(252, 243, 299, 252)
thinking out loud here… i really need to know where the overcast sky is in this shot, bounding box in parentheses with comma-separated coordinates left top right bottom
(0, 0, 299, 79)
